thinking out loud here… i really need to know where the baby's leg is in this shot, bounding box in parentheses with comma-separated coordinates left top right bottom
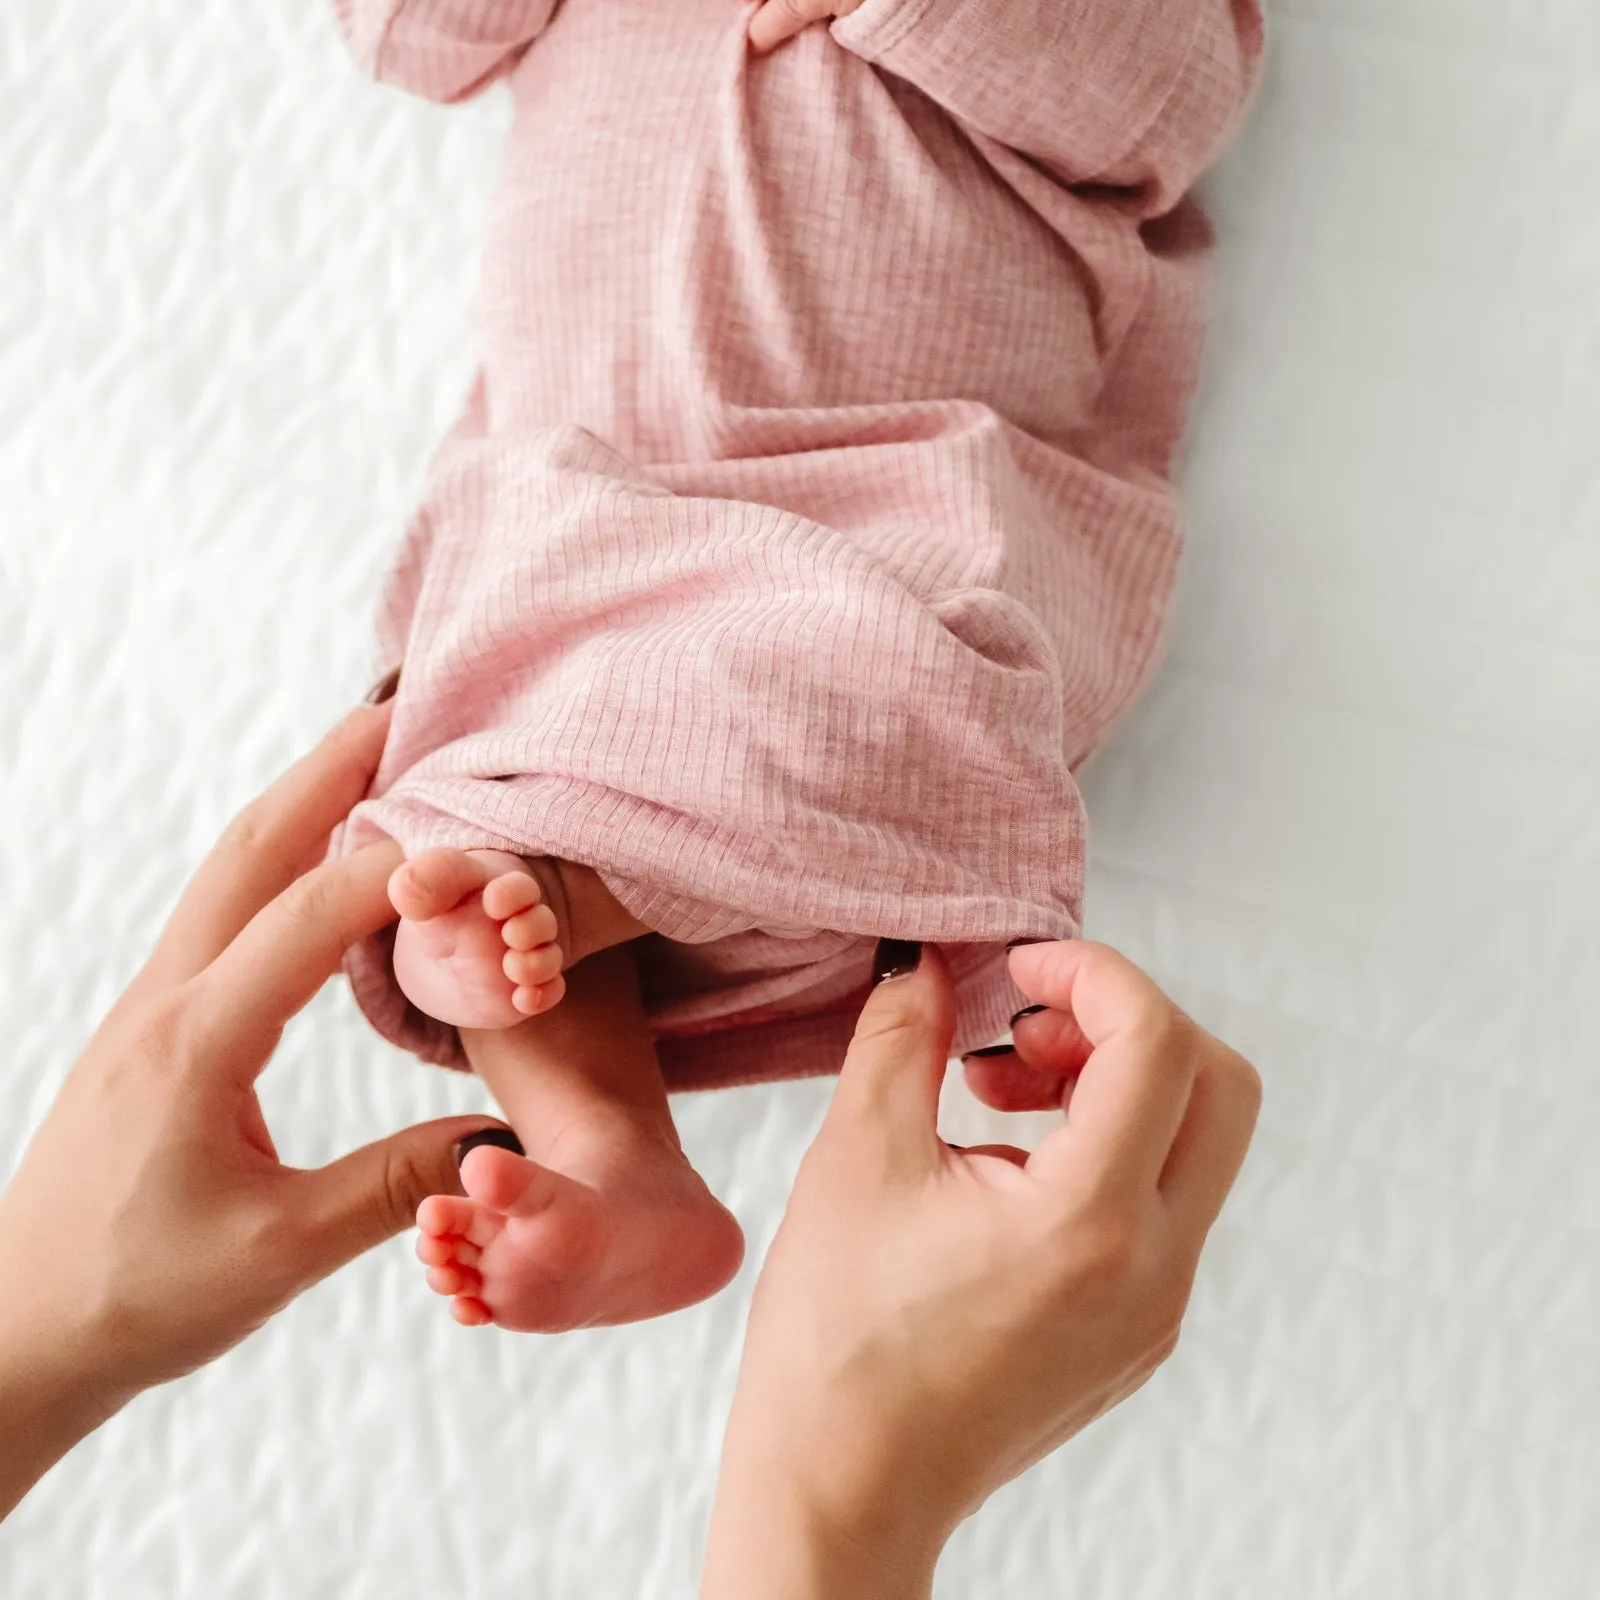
(388, 847, 649, 1029)
(414, 944, 744, 1331)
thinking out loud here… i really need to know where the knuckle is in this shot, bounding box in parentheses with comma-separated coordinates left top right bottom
(377, 1143, 428, 1235)
(219, 801, 271, 859)
(1141, 1256, 1198, 1349)
(1066, 1209, 1144, 1292)
(278, 871, 336, 934)
(1026, 937, 1085, 1000)
(138, 989, 191, 1053)
(1226, 1048, 1265, 1115)
(1148, 1323, 1182, 1369)
(1150, 1263, 1193, 1331)
(114, 989, 202, 1088)
(220, 797, 306, 889)
(851, 986, 927, 1049)
(1126, 1008, 1196, 1079)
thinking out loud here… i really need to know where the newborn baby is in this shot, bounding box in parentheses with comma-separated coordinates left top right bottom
(331, 0, 1262, 1331)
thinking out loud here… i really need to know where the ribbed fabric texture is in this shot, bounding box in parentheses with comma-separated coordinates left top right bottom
(331, 0, 1263, 1087)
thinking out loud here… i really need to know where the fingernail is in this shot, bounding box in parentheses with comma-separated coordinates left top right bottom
(1005, 936, 1051, 951)
(454, 1127, 524, 1168)
(871, 938, 922, 985)
(364, 666, 401, 706)
(961, 1043, 1017, 1061)
(1009, 1004, 1048, 1028)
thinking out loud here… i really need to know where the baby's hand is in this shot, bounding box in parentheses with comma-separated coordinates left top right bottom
(745, 0, 865, 55)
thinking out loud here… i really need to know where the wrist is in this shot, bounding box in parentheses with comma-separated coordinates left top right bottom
(0, 1292, 133, 1521)
(702, 1428, 946, 1600)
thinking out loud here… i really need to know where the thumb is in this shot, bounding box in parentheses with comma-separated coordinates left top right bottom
(285, 1115, 514, 1286)
(829, 941, 956, 1166)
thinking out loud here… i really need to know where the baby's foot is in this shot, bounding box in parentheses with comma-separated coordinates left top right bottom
(389, 848, 567, 1031)
(415, 1126, 745, 1331)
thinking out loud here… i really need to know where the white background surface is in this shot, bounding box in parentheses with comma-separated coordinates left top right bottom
(3, 0, 1599, 1594)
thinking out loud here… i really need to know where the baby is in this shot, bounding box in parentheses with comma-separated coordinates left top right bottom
(330, 0, 1262, 1331)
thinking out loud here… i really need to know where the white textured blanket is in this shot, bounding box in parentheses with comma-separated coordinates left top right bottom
(2, 1, 1597, 1593)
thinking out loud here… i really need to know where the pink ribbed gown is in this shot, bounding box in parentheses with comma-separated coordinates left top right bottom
(331, 0, 1263, 1086)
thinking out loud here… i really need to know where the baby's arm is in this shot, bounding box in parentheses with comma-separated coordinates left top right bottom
(757, 0, 1263, 216)
(333, 0, 560, 103)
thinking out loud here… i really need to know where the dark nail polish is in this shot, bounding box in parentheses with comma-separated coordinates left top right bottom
(871, 938, 922, 985)
(364, 666, 401, 706)
(1005, 936, 1051, 951)
(454, 1127, 524, 1167)
(1009, 1004, 1048, 1028)
(961, 1043, 1017, 1061)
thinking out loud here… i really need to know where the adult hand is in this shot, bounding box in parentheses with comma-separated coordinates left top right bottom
(0, 701, 509, 1521)
(701, 940, 1261, 1599)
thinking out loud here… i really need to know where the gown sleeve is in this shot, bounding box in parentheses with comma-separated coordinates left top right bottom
(831, 0, 1264, 214)
(331, 0, 561, 103)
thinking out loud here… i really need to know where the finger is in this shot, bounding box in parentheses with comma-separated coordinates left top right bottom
(1011, 1004, 1094, 1079)
(747, 0, 825, 53)
(138, 703, 392, 992)
(281, 1117, 513, 1286)
(1159, 1041, 1262, 1243)
(961, 1003, 1092, 1112)
(193, 839, 404, 1059)
(1017, 943, 1201, 1199)
(1007, 940, 1175, 1052)
(828, 942, 956, 1169)
(962, 1049, 1070, 1113)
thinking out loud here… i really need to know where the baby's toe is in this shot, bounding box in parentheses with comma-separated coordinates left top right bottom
(483, 870, 542, 921)
(415, 1233, 456, 1268)
(389, 848, 484, 921)
(503, 944, 563, 989)
(451, 1296, 493, 1327)
(417, 1193, 476, 1239)
(513, 974, 566, 1016)
(502, 903, 559, 952)
(416, 1234, 484, 1269)
(426, 1263, 482, 1298)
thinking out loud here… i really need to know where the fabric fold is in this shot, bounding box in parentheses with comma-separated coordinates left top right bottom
(338, 411, 1175, 1082)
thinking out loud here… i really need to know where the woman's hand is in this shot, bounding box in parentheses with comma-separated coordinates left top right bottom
(702, 940, 1261, 1598)
(0, 702, 507, 1520)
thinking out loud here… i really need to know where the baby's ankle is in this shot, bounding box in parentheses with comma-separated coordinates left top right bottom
(538, 857, 650, 964)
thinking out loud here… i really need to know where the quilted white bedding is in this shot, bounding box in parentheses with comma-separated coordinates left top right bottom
(2, 0, 1597, 1594)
